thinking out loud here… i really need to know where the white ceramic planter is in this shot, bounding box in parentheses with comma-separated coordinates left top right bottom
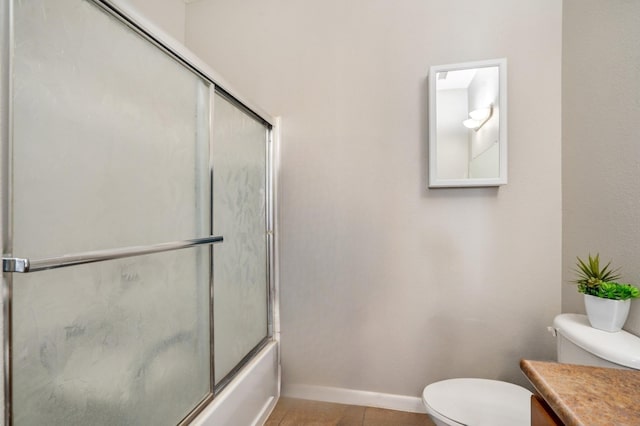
(584, 294, 631, 332)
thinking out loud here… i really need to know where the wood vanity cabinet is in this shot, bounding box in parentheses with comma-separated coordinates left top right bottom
(531, 395, 564, 426)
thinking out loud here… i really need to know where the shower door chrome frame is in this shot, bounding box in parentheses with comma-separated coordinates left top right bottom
(0, 0, 12, 423)
(208, 88, 274, 395)
(0, 0, 279, 424)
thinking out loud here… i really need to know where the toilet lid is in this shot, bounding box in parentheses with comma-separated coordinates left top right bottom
(422, 378, 531, 426)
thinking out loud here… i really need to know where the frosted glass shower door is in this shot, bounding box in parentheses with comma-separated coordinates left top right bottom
(9, 0, 213, 424)
(212, 93, 269, 385)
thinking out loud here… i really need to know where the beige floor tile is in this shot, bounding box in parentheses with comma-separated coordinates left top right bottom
(266, 397, 435, 426)
(362, 407, 435, 426)
(265, 398, 289, 426)
(277, 398, 365, 426)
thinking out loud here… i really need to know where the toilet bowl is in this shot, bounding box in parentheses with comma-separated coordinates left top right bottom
(421, 314, 640, 426)
(422, 378, 531, 426)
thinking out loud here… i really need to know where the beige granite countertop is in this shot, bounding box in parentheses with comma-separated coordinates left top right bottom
(520, 359, 640, 426)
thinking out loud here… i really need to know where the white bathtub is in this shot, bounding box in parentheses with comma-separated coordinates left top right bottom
(191, 341, 280, 426)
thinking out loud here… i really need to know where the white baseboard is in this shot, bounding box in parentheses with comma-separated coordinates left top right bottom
(282, 384, 427, 414)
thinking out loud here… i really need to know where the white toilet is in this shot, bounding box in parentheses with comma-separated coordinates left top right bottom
(421, 313, 640, 426)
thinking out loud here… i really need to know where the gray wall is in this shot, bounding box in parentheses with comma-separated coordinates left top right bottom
(562, 0, 640, 335)
(185, 0, 562, 396)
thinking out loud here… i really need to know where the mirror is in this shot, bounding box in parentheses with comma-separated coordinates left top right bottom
(428, 58, 507, 187)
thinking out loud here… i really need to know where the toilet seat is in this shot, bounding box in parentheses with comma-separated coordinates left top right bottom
(422, 378, 531, 426)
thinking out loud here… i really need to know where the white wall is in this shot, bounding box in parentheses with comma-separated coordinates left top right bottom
(185, 0, 562, 397)
(562, 1, 640, 335)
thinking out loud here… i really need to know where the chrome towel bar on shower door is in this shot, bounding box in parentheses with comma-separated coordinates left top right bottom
(2, 235, 223, 273)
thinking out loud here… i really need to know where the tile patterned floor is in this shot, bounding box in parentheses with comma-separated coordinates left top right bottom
(265, 397, 436, 426)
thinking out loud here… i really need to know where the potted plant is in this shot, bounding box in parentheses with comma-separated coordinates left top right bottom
(573, 254, 640, 332)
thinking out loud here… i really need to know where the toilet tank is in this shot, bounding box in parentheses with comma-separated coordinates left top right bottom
(553, 314, 640, 370)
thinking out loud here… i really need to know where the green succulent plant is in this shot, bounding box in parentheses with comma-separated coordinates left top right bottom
(573, 254, 639, 300)
(595, 282, 640, 300)
(574, 254, 620, 293)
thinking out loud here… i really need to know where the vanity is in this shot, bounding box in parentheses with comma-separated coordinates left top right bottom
(520, 359, 640, 426)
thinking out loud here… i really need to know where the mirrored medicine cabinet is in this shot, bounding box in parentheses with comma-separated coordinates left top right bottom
(428, 58, 507, 188)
